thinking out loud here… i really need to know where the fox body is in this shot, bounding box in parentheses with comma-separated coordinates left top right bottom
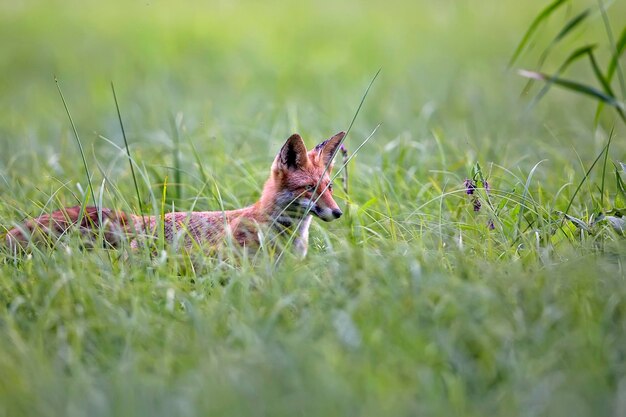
(5, 132, 345, 258)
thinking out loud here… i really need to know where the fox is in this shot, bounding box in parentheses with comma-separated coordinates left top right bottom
(5, 131, 346, 258)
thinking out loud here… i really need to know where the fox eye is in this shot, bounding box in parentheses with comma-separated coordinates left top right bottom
(305, 184, 316, 191)
(328, 183, 333, 192)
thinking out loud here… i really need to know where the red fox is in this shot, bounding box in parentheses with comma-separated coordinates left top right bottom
(5, 131, 345, 258)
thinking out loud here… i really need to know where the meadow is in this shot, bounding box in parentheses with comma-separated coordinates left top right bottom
(1, 0, 626, 415)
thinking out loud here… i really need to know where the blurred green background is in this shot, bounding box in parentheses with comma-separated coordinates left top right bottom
(2, 0, 623, 187)
(2, 0, 624, 202)
(1, 1, 626, 416)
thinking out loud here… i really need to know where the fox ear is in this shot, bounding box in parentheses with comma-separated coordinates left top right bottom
(312, 131, 345, 168)
(277, 133, 308, 171)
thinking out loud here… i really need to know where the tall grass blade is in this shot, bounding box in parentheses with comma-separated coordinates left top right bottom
(514, 160, 546, 242)
(508, 0, 569, 68)
(168, 113, 183, 202)
(596, 25, 626, 120)
(333, 68, 381, 164)
(606, 26, 626, 91)
(532, 44, 596, 105)
(159, 176, 168, 252)
(340, 145, 349, 194)
(613, 162, 626, 204)
(524, 7, 591, 96)
(518, 70, 624, 115)
(598, 0, 626, 99)
(600, 126, 615, 209)
(587, 50, 615, 97)
(111, 82, 151, 256)
(310, 68, 381, 203)
(54, 78, 96, 205)
(554, 9, 590, 43)
(562, 138, 612, 221)
(188, 137, 209, 185)
(54, 77, 99, 225)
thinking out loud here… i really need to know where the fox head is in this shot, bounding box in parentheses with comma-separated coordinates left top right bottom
(262, 131, 345, 224)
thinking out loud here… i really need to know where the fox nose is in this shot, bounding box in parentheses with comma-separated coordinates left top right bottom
(332, 208, 343, 219)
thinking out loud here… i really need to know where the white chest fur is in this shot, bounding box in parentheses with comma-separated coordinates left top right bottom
(293, 215, 313, 258)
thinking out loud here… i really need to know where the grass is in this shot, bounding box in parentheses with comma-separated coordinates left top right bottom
(1, 0, 626, 415)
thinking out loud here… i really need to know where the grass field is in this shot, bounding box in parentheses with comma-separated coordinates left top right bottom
(1, 0, 626, 415)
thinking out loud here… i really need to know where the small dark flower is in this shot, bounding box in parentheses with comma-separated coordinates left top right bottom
(487, 218, 495, 230)
(464, 179, 476, 195)
(473, 198, 482, 212)
(483, 180, 490, 195)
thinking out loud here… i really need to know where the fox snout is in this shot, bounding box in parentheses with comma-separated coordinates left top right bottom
(312, 205, 343, 222)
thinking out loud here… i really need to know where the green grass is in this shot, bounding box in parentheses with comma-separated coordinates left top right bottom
(1, 0, 626, 415)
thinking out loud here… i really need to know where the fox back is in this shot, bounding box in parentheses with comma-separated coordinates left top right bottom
(5, 131, 346, 258)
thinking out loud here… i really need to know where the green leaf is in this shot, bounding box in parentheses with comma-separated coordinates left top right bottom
(596, 25, 626, 120)
(471, 162, 484, 182)
(508, 0, 570, 68)
(533, 44, 596, 104)
(606, 25, 626, 83)
(518, 70, 624, 109)
(587, 50, 615, 98)
(554, 9, 590, 43)
(523, 10, 591, 95)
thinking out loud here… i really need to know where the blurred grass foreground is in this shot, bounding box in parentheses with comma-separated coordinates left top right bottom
(1, 0, 626, 416)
